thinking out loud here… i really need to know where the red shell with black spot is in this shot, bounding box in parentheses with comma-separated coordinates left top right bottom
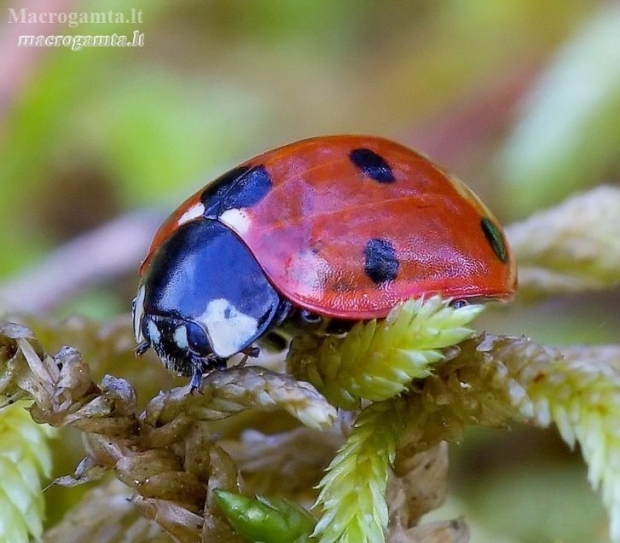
(140, 135, 517, 319)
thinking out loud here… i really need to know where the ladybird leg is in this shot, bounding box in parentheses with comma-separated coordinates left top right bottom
(285, 310, 355, 337)
(189, 367, 204, 392)
(236, 346, 260, 368)
(135, 341, 150, 357)
(242, 346, 260, 358)
(189, 355, 229, 391)
(212, 357, 228, 370)
(299, 310, 322, 325)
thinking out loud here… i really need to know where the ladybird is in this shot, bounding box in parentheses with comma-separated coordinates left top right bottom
(133, 135, 516, 387)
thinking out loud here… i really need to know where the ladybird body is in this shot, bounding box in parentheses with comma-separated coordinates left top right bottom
(133, 135, 516, 384)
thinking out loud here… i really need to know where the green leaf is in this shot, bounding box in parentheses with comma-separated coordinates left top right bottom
(214, 490, 315, 543)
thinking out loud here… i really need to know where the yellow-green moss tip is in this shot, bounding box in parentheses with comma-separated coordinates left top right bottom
(313, 400, 404, 543)
(288, 296, 484, 409)
(0, 401, 54, 543)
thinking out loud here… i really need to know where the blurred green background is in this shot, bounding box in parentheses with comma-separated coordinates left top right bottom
(1, 0, 620, 541)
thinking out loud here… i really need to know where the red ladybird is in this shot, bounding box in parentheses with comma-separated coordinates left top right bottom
(133, 135, 516, 386)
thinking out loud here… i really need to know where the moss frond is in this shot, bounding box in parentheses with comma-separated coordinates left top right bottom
(144, 367, 337, 431)
(289, 296, 483, 409)
(0, 401, 54, 543)
(507, 185, 620, 299)
(313, 399, 405, 543)
(518, 344, 620, 542)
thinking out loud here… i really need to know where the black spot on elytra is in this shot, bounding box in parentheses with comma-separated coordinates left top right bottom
(349, 148, 395, 183)
(201, 164, 273, 217)
(480, 217, 509, 263)
(364, 238, 399, 284)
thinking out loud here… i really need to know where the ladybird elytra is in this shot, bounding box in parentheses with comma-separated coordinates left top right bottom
(133, 135, 516, 383)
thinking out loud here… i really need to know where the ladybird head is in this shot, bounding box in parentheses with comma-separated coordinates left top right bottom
(132, 285, 224, 377)
(133, 219, 291, 385)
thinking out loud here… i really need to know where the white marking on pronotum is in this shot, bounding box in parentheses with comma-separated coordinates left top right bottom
(132, 285, 146, 343)
(177, 202, 205, 226)
(198, 298, 258, 357)
(219, 208, 252, 236)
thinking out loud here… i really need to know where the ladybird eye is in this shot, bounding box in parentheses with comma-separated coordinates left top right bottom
(186, 322, 212, 356)
(450, 299, 470, 309)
